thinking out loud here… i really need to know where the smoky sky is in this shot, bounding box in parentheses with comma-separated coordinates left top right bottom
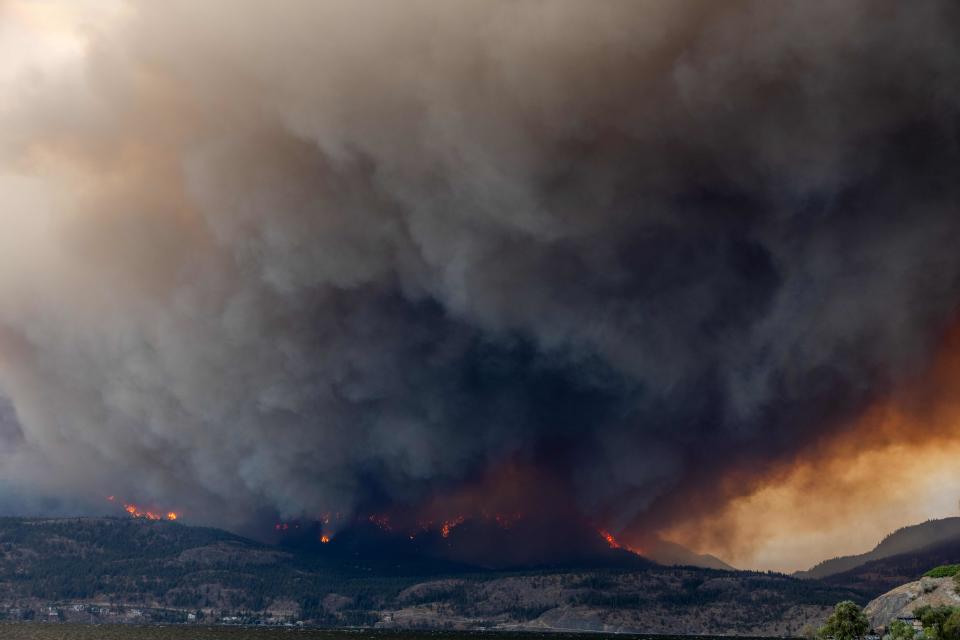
(0, 0, 959, 547)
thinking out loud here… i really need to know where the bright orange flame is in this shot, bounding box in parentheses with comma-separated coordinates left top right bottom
(440, 515, 466, 538)
(320, 534, 331, 544)
(599, 528, 622, 549)
(120, 502, 178, 521)
(598, 528, 644, 556)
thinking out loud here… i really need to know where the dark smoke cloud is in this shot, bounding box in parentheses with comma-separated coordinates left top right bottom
(0, 0, 959, 547)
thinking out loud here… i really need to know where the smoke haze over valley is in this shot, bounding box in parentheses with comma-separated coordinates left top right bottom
(0, 0, 959, 572)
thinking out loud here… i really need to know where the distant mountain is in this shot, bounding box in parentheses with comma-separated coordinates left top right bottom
(277, 517, 655, 571)
(278, 517, 731, 572)
(820, 535, 960, 599)
(0, 516, 855, 634)
(797, 518, 960, 580)
(646, 538, 735, 570)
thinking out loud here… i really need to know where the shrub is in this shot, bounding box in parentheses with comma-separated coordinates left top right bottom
(885, 619, 916, 640)
(923, 565, 960, 579)
(914, 605, 957, 639)
(942, 609, 960, 640)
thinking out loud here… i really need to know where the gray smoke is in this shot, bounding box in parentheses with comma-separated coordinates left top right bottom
(0, 0, 958, 538)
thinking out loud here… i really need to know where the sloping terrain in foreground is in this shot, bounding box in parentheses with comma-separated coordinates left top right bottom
(863, 575, 960, 629)
(0, 517, 854, 634)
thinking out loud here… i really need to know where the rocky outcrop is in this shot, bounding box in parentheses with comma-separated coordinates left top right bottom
(864, 577, 960, 629)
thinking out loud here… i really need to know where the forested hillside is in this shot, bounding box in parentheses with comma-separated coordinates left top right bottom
(0, 517, 857, 634)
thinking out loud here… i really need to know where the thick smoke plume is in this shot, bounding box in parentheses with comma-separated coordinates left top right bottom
(0, 0, 959, 558)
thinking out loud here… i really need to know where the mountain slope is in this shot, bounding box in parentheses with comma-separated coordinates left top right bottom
(820, 536, 960, 599)
(864, 576, 960, 629)
(0, 516, 854, 633)
(797, 518, 960, 580)
(646, 538, 735, 570)
(375, 569, 851, 636)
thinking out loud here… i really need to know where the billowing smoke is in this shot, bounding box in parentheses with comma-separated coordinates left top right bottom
(0, 0, 959, 559)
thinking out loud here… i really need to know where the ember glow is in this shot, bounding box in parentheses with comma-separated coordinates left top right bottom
(110, 496, 179, 522)
(123, 503, 178, 522)
(598, 529, 644, 557)
(0, 0, 959, 572)
(439, 516, 466, 539)
(599, 529, 622, 550)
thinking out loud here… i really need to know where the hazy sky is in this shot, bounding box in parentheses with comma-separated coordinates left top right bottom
(1, 0, 959, 572)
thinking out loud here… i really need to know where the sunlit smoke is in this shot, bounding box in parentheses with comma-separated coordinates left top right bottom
(0, 0, 958, 570)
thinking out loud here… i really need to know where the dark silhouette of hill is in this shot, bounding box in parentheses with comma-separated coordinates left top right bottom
(796, 517, 960, 580)
(646, 538, 735, 570)
(0, 516, 857, 633)
(278, 517, 655, 572)
(819, 535, 960, 599)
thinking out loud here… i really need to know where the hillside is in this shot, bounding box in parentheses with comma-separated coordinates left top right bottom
(0, 517, 854, 633)
(863, 575, 960, 629)
(372, 570, 850, 636)
(797, 518, 960, 580)
(820, 536, 960, 599)
(646, 538, 735, 571)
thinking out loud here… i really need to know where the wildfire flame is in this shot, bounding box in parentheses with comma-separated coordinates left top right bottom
(440, 515, 466, 538)
(597, 528, 644, 556)
(109, 496, 178, 521)
(269, 508, 646, 558)
(123, 503, 178, 521)
(599, 528, 621, 549)
(407, 512, 518, 540)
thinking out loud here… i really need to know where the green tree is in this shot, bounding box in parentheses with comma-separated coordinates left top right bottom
(941, 609, 960, 640)
(820, 601, 870, 640)
(915, 605, 956, 639)
(886, 619, 917, 640)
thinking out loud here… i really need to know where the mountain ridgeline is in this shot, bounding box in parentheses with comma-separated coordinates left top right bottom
(645, 538, 735, 571)
(819, 535, 960, 599)
(0, 517, 851, 634)
(797, 518, 960, 580)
